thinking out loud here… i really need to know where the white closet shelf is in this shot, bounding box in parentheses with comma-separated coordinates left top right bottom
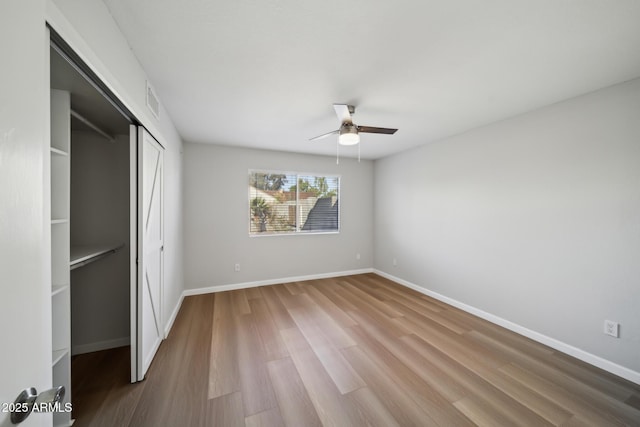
(70, 243, 124, 270)
(51, 219, 69, 224)
(70, 109, 115, 141)
(52, 284, 69, 297)
(52, 349, 68, 367)
(50, 146, 69, 156)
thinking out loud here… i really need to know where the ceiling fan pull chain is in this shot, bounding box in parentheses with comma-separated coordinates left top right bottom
(336, 139, 339, 165)
(358, 142, 361, 163)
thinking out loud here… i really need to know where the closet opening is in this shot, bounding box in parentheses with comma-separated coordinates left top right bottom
(50, 33, 135, 424)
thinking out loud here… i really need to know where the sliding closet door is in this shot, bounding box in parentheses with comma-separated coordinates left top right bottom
(131, 126, 165, 382)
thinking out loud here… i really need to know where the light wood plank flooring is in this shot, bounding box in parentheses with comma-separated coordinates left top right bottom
(71, 274, 640, 426)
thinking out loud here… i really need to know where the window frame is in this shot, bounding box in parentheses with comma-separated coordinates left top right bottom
(248, 169, 341, 237)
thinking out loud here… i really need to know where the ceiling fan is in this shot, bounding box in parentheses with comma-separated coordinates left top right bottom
(310, 104, 398, 146)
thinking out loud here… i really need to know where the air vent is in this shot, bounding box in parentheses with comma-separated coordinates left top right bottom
(146, 81, 160, 119)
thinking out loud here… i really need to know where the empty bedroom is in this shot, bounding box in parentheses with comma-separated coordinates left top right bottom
(1, 1, 639, 426)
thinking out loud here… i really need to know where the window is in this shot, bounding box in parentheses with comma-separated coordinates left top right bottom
(249, 170, 340, 235)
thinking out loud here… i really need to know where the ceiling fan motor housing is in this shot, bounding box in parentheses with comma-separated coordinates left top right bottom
(339, 123, 360, 145)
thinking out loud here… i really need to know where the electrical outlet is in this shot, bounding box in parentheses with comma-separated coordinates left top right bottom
(356, 253, 361, 260)
(234, 263, 240, 272)
(393, 258, 397, 266)
(604, 320, 619, 338)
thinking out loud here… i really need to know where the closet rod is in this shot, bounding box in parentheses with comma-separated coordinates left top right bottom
(70, 244, 124, 271)
(70, 109, 115, 142)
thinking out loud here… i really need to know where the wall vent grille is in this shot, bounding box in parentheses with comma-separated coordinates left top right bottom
(146, 81, 160, 119)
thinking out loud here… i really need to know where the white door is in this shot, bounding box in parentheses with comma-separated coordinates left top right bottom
(0, 4, 52, 426)
(131, 127, 165, 382)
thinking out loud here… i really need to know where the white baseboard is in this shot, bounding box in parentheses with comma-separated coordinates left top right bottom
(182, 268, 374, 297)
(373, 269, 640, 385)
(72, 337, 130, 356)
(164, 293, 185, 338)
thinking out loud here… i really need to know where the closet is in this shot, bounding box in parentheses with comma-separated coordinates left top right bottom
(69, 113, 130, 357)
(49, 28, 166, 424)
(50, 41, 132, 425)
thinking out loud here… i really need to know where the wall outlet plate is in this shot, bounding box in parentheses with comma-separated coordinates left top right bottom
(604, 320, 619, 338)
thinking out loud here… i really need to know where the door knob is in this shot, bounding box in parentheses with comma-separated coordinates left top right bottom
(9, 386, 65, 424)
(9, 388, 37, 424)
(35, 385, 65, 408)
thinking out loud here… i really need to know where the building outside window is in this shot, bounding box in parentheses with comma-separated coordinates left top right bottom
(249, 171, 340, 235)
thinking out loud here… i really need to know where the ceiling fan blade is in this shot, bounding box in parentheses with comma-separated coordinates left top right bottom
(357, 126, 398, 135)
(309, 129, 339, 141)
(333, 104, 353, 124)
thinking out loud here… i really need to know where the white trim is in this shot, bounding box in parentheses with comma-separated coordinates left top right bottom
(142, 338, 162, 378)
(72, 337, 130, 356)
(129, 125, 138, 383)
(373, 269, 640, 385)
(183, 268, 374, 296)
(164, 293, 185, 338)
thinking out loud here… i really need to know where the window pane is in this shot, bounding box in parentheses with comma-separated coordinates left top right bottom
(249, 171, 339, 235)
(249, 172, 297, 233)
(298, 175, 339, 232)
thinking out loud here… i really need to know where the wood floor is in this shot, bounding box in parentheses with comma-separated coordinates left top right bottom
(71, 274, 640, 426)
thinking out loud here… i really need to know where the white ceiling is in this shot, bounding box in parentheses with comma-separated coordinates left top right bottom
(103, 0, 640, 159)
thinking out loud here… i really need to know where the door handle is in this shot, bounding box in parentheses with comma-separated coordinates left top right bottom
(9, 386, 65, 424)
(9, 388, 36, 425)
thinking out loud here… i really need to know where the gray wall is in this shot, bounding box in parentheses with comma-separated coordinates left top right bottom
(184, 144, 374, 290)
(374, 78, 640, 374)
(70, 132, 130, 353)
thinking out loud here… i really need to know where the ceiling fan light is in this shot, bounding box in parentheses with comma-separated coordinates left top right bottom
(338, 126, 360, 145)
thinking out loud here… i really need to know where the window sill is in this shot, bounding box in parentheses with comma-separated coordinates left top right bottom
(249, 231, 340, 238)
